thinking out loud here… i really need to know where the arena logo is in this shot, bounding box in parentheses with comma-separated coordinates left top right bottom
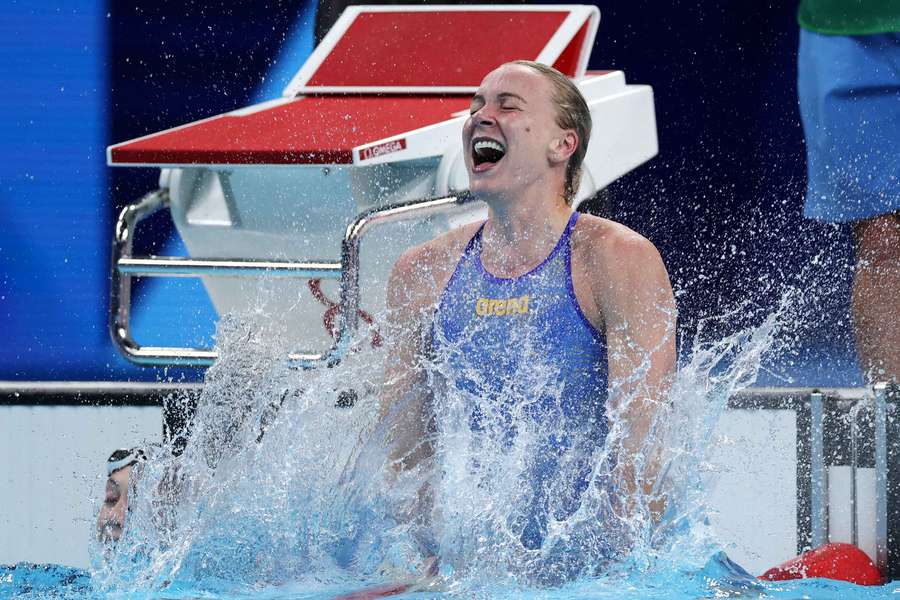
(475, 295, 530, 317)
(359, 139, 406, 161)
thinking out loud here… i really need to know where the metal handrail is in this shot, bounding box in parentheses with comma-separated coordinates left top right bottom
(848, 399, 865, 546)
(803, 383, 894, 572)
(117, 257, 342, 278)
(109, 188, 473, 368)
(809, 391, 828, 548)
(874, 382, 889, 569)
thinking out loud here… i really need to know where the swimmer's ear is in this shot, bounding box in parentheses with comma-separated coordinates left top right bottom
(548, 130, 578, 165)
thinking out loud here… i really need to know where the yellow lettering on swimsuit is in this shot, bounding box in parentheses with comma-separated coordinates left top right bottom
(473, 294, 530, 316)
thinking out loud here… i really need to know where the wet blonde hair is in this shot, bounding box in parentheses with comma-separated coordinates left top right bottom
(510, 60, 592, 205)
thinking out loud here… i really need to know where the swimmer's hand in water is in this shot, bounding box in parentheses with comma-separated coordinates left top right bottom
(333, 556, 441, 600)
(332, 582, 410, 600)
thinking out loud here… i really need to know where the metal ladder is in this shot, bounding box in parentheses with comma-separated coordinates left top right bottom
(109, 188, 473, 368)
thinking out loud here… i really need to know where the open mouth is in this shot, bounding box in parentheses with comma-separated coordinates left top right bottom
(472, 137, 506, 170)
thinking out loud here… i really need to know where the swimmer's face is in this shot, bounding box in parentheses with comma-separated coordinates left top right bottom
(463, 63, 573, 200)
(97, 464, 132, 542)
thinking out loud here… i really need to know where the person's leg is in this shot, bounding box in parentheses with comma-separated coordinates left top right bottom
(851, 212, 900, 381)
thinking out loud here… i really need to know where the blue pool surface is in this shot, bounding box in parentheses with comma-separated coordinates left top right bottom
(4, 556, 900, 600)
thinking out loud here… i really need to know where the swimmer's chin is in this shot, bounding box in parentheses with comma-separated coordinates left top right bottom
(466, 184, 514, 204)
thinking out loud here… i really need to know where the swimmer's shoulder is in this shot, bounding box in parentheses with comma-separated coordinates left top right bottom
(388, 222, 483, 310)
(573, 214, 662, 265)
(571, 214, 670, 291)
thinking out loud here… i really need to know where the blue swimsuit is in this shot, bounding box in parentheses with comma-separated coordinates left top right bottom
(431, 212, 609, 549)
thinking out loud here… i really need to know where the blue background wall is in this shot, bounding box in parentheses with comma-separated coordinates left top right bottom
(1, 0, 317, 381)
(0, 1, 861, 385)
(1, 2, 110, 379)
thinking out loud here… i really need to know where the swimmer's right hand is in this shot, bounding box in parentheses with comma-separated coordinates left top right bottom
(335, 555, 441, 599)
(406, 555, 441, 591)
(334, 556, 443, 600)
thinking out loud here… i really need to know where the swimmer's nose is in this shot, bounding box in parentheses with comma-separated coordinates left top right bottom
(477, 117, 497, 131)
(468, 102, 497, 126)
(475, 107, 497, 126)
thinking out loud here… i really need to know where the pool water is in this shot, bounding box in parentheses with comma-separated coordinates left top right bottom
(5, 556, 900, 599)
(2, 288, 890, 599)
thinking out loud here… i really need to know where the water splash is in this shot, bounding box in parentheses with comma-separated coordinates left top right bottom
(84, 286, 849, 598)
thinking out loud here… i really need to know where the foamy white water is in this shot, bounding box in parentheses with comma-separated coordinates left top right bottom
(83, 283, 867, 598)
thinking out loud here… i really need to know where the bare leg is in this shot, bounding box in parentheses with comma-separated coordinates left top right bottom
(851, 212, 900, 382)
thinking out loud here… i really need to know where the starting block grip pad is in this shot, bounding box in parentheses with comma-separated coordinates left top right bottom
(307, 10, 581, 88)
(108, 5, 600, 167)
(286, 5, 598, 94)
(107, 96, 471, 166)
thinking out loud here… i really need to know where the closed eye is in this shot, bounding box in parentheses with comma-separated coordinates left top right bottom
(105, 480, 121, 504)
(469, 95, 485, 115)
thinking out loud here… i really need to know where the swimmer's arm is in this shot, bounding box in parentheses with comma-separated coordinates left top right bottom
(378, 249, 440, 573)
(380, 250, 436, 474)
(377, 232, 471, 581)
(601, 235, 676, 520)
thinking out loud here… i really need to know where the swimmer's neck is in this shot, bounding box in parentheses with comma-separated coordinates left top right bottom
(480, 191, 573, 272)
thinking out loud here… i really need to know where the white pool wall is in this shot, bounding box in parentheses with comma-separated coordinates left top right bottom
(0, 405, 162, 568)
